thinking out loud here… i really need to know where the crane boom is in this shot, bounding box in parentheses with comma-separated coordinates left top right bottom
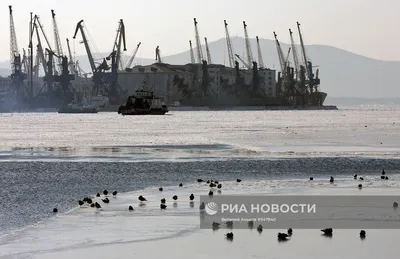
(51, 9, 64, 71)
(204, 37, 212, 64)
(34, 16, 53, 52)
(33, 22, 48, 74)
(193, 18, 203, 63)
(66, 38, 78, 76)
(289, 28, 300, 79)
(234, 54, 251, 70)
(243, 21, 253, 69)
(224, 20, 235, 68)
(125, 42, 141, 69)
(189, 40, 195, 64)
(112, 19, 127, 71)
(296, 22, 309, 78)
(256, 36, 264, 69)
(273, 32, 286, 74)
(73, 20, 96, 74)
(9, 6, 19, 63)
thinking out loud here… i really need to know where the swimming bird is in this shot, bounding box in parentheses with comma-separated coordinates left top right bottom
(257, 225, 263, 232)
(95, 202, 101, 209)
(128, 205, 134, 211)
(208, 191, 213, 196)
(217, 184, 222, 189)
(78, 200, 84, 206)
(102, 198, 110, 203)
(382, 169, 386, 175)
(173, 195, 178, 200)
(226, 221, 233, 228)
(209, 183, 216, 188)
(112, 191, 117, 196)
(225, 232, 234, 239)
(160, 204, 167, 209)
(83, 197, 88, 202)
(358, 184, 362, 189)
(197, 179, 203, 183)
(354, 174, 358, 179)
(189, 194, 194, 200)
(103, 190, 108, 195)
(287, 228, 293, 236)
(330, 176, 334, 183)
(179, 183, 183, 187)
(248, 221, 254, 228)
(385, 176, 389, 180)
(215, 181, 219, 184)
(53, 208, 58, 213)
(212, 222, 220, 229)
(236, 179, 242, 183)
(159, 187, 163, 191)
(199, 202, 205, 210)
(321, 228, 333, 236)
(360, 177, 364, 181)
(206, 180, 211, 184)
(310, 177, 313, 181)
(90, 203, 95, 207)
(138, 195, 147, 201)
(360, 230, 366, 238)
(381, 175, 385, 180)
(277, 232, 289, 240)
(393, 202, 398, 208)
(161, 198, 166, 204)
(96, 193, 100, 197)
(86, 198, 93, 204)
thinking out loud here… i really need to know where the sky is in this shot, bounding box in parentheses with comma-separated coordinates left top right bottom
(1, 0, 400, 63)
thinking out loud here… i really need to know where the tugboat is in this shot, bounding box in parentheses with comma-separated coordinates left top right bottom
(117, 88, 168, 115)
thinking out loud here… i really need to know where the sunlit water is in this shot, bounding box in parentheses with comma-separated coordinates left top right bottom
(0, 108, 399, 258)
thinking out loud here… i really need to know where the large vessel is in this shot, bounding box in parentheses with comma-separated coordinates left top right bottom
(117, 87, 168, 115)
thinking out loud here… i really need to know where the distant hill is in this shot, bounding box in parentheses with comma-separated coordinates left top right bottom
(1, 36, 399, 98)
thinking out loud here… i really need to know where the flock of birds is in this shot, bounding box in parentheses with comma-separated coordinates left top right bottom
(50, 169, 396, 242)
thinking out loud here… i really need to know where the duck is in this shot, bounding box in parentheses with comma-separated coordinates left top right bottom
(248, 221, 254, 228)
(159, 187, 163, 191)
(212, 222, 220, 229)
(138, 195, 147, 201)
(95, 202, 102, 209)
(225, 232, 234, 239)
(330, 176, 334, 183)
(208, 191, 213, 196)
(277, 232, 289, 240)
(78, 200, 84, 206)
(112, 191, 118, 196)
(53, 208, 58, 213)
(197, 179, 203, 183)
(199, 202, 205, 210)
(103, 190, 108, 195)
(236, 179, 242, 183)
(287, 228, 293, 236)
(189, 194, 194, 200)
(128, 205, 134, 211)
(172, 195, 178, 200)
(161, 198, 166, 204)
(102, 198, 110, 203)
(179, 183, 183, 187)
(217, 184, 222, 189)
(309, 177, 313, 181)
(321, 228, 333, 236)
(360, 230, 366, 238)
(160, 204, 167, 209)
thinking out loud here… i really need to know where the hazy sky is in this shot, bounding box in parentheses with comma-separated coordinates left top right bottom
(2, 0, 399, 62)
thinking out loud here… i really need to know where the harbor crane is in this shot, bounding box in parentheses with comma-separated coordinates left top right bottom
(243, 21, 253, 70)
(9, 5, 28, 101)
(111, 19, 127, 71)
(51, 10, 64, 74)
(289, 28, 300, 79)
(204, 37, 212, 64)
(296, 21, 319, 93)
(224, 20, 236, 68)
(125, 42, 141, 71)
(256, 36, 264, 69)
(193, 18, 204, 63)
(155, 46, 162, 63)
(189, 40, 196, 64)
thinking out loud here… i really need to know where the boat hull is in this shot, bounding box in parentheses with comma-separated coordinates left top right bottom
(119, 108, 168, 115)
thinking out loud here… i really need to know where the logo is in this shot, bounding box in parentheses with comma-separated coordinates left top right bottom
(205, 202, 218, 215)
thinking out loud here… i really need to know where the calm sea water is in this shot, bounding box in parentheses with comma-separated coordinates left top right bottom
(0, 107, 399, 257)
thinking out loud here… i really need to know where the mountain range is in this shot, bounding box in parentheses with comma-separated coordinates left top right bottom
(1, 36, 399, 99)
